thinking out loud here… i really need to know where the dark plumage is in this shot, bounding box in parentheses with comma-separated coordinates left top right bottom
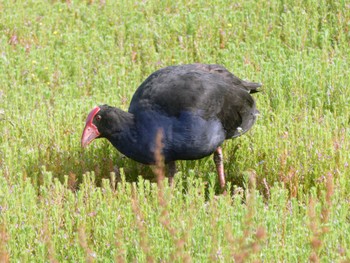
(81, 64, 261, 189)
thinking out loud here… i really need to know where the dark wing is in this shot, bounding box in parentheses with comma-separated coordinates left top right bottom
(128, 64, 260, 139)
(191, 64, 261, 94)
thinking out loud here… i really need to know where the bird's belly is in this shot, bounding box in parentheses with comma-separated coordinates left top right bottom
(122, 111, 226, 164)
(163, 112, 226, 161)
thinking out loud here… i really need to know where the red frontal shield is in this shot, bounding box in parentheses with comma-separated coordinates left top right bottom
(81, 106, 100, 147)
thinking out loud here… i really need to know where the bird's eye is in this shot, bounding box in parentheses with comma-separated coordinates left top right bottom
(96, 115, 102, 121)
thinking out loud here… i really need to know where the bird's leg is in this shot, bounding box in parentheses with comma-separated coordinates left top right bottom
(213, 146, 226, 191)
(167, 161, 176, 186)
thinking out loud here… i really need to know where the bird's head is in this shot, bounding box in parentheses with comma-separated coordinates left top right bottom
(81, 104, 123, 147)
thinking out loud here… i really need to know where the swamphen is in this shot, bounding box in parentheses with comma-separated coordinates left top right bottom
(81, 64, 260, 189)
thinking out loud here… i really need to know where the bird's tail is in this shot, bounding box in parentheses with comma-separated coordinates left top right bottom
(241, 80, 262, 93)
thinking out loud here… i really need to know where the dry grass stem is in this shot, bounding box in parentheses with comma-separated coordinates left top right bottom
(0, 223, 9, 263)
(78, 225, 96, 263)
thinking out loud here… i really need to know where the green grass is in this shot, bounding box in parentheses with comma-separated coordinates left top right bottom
(0, 0, 350, 261)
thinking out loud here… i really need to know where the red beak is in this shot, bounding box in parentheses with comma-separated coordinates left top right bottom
(81, 106, 101, 147)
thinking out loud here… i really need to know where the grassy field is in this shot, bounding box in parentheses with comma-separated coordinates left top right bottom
(1, 0, 350, 261)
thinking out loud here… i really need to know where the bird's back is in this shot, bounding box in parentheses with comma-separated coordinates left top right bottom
(129, 64, 260, 139)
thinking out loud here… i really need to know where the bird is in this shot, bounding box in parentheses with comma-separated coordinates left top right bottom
(81, 64, 260, 190)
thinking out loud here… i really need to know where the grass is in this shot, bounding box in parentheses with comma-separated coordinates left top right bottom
(0, 0, 350, 261)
